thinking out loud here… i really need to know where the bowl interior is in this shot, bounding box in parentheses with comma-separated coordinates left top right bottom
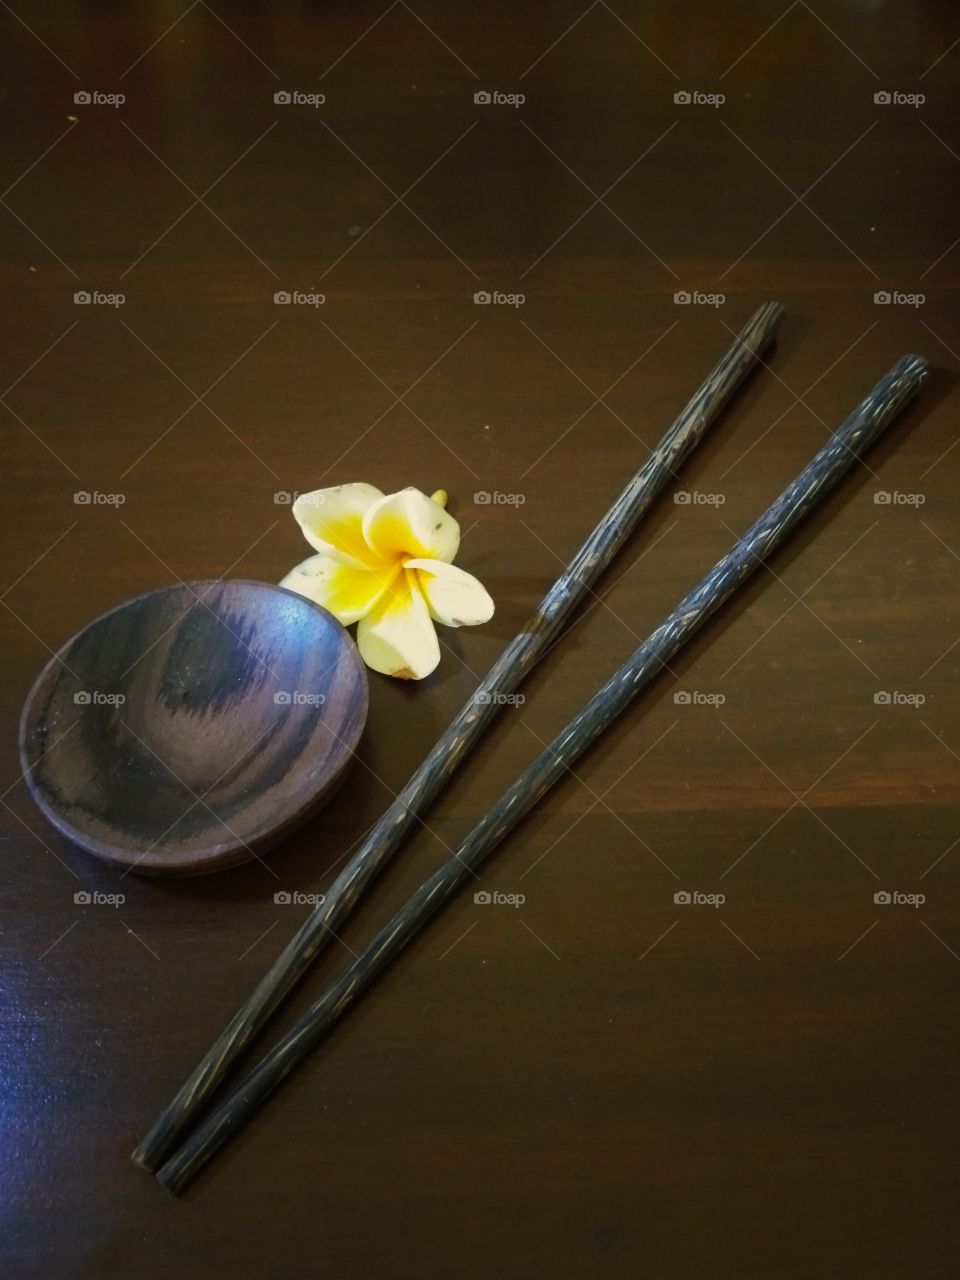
(19, 580, 368, 874)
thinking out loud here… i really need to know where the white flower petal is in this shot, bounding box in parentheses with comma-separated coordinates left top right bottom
(279, 554, 398, 625)
(404, 558, 495, 628)
(362, 487, 460, 565)
(292, 483, 384, 569)
(357, 569, 440, 680)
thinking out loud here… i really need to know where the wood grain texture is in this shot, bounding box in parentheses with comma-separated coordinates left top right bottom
(133, 301, 783, 1169)
(155, 355, 929, 1191)
(1, 3, 958, 1278)
(19, 581, 368, 874)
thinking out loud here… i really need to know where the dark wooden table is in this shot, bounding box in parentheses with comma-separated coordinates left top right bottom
(2, 4, 958, 1277)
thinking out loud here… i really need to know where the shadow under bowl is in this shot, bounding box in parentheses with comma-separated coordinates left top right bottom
(18, 580, 369, 875)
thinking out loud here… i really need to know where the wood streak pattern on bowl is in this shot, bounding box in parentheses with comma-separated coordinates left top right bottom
(18, 580, 368, 875)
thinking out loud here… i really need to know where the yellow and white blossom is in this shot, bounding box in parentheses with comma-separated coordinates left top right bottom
(280, 483, 494, 680)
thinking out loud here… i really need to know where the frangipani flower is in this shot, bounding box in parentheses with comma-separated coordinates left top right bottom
(280, 483, 494, 680)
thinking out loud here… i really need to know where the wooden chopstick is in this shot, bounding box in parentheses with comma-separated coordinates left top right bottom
(133, 304, 783, 1172)
(155, 353, 929, 1193)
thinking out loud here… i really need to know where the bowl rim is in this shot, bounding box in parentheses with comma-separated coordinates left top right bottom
(17, 578, 369, 875)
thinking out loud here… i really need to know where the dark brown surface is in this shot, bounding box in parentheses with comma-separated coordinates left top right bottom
(1, 4, 958, 1278)
(133, 305, 785, 1177)
(19, 579, 368, 874)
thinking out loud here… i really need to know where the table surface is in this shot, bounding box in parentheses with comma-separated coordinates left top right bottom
(2, 4, 958, 1277)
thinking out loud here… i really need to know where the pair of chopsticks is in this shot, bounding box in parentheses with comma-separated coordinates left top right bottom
(135, 306, 928, 1192)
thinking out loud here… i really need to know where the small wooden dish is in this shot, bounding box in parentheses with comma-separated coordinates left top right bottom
(18, 580, 368, 875)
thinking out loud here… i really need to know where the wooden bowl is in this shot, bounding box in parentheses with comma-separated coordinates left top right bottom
(18, 580, 368, 875)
